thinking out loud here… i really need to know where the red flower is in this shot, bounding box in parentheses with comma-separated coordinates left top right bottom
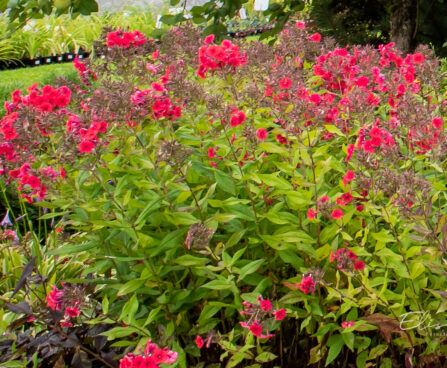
(256, 128, 268, 141)
(413, 53, 424, 63)
(230, 110, 246, 127)
(354, 260, 365, 271)
(249, 321, 263, 337)
(204, 34, 215, 44)
(295, 21, 305, 29)
(78, 140, 95, 153)
(279, 78, 292, 89)
(46, 285, 64, 311)
(307, 208, 316, 219)
(297, 275, 316, 294)
(208, 147, 216, 158)
(342, 321, 355, 328)
(195, 335, 204, 349)
(432, 117, 443, 129)
(331, 209, 343, 219)
(310, 33, 321, 42)
(65, 306, 80, 318)
(343, 171, 354, 186)
(260, 299, 272, 312)
(274, 308, 286, 321)
(1, 126, 18, 140)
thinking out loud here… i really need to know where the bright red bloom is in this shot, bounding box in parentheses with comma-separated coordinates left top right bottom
(413, 53, 424, 63)
(297, 275, 316, 294)
(256, 128, 268, 141)
(331, 209, 343, 219)
(195, 335, 204, 349)
(342, 321, 355, 328)
(260, 299, 272, 312)
(307, 208, 316, 219)
(78, 140, 95, 153)
(274, 308, 286, 321)
(354, 260, 366, 271)
(310, 32, 321, 42)
(432, 117, 443, 129)
(65, 306, 80, 318)
(249, 320, 263, 337)
(230, 110, 246, 127)
(279, 78, 292, 89)
(343, 171, 354, 186)
(46, 285, 64, 311)
(204, 34, 215, 44)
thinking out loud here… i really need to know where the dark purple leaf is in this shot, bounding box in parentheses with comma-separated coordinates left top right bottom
(6, 301, 32, 315)
(12, 256, 36, 297)
(72, 349, 91, 368)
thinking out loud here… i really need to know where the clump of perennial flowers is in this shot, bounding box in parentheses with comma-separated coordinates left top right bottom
(120, 339, 178, 368)
(46, 283, 83, 327)
(197, 35, 247, 78)
(239, 295, 286, 339)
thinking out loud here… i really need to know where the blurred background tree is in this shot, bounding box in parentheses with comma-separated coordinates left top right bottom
(1, 0, 447, 55)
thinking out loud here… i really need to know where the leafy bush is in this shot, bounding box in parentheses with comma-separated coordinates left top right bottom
(1, 22, 447, 367)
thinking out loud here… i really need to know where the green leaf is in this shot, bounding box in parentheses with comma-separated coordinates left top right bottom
(227, 230, 246, 249)
(341, 332, 355, 351)
(39, 211, 69, 220)
(215, 170, 236, 195)
(47, 241, 97, 255)
(202, 279, 233, 290)
(102, 295, 109, 314)
(117, 279, 145, 296)
(237, 259, 265, 282)
(325, 335, 344, 366)
(174, 254, 209, 267)
(120, 294, 139, 324)
(368, 344, 388, 359)
(324, 124, 344, 136)
(101, 326, 141, 340)
(255, 352, 277, 363)
(135, 197, 162, 226)
(258, 142, 289, 155)
(258, 173, 292, 190)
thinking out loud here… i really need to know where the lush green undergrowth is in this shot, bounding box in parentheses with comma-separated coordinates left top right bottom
(1, 22, 447, 368)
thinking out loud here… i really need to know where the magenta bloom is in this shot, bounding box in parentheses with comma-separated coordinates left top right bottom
(46, 285, 64, 311)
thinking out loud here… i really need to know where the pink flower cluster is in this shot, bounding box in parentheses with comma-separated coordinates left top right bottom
(238, 295, 286, 339)
(296, 275, 316, 294)
(330, 248, 366, 272)
(106, 30, 147, 48)
(46, 284, 81, 328)
(356, 122, 395, 154)
(197, 35, 247, 78)
(131, 83, 181, 121)
(120, 339, 178, 368)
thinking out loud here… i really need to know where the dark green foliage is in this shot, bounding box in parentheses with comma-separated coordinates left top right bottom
(310, 0, 390, 46)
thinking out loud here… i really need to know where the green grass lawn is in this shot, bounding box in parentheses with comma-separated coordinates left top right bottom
(0, 63, 79, 115)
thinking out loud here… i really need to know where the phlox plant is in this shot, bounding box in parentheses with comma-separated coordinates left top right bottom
(1, 21, 447, 368)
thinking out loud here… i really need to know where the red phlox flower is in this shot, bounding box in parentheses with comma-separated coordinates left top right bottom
(279, 77, 292, 89)
(307, 208, 317, 219)
(195, 335, 204, 349)
(78, 140, 95, 154)
(354, 260, 366, 271)
(296, 275, 316, 294)
(331, 209, 344, 219)
(343, 171, 354, 186)
(342, 321, 355, 328)
(46, 285, 64, 310)
(256, 128, 268, 140)
(432, 117, 443, 129)
(260, 299, 272, 312)
(310, 32, 321, 42)
(274, 308, 286, 321)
